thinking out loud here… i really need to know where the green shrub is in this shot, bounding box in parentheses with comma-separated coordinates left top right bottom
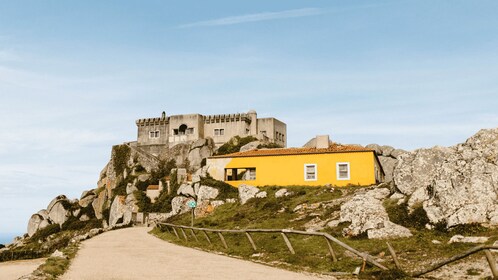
(384, 201, 429, 230)
(31, 224, 60, 241)
(450, 223, 489, 235)
(257, 142, 282, 149)
(200, 176, 238, 200)
(102, 208, 110, 223)
(61, 216, 87, 231)
(151, 159, 176, 183)
(112, 144, 131, 175)
(134, 190, 152, 213)
(215, 136, 258, 155)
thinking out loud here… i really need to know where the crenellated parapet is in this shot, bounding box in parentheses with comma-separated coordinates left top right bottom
(204, 113, 251, 124)
(136, 112, 168, 126)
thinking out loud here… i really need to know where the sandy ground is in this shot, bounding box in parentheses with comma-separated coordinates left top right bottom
(61, 227, 335, 280)
(0, 258, 46, 280)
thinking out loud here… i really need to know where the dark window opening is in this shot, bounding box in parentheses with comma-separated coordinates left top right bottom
(225, 168, 256, 181)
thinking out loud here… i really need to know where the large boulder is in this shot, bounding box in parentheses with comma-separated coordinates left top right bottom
(92, 190, 108, 220)
(238, 184, 261, 205)
(240, 141, 261, 152)
(109, 196, 132, 227)
(47, 201, 72, 226)
(79, 194, 96, 208)
(394, 128, 498, 227)
(177, 183, 195, 197)
(188, 138, 215, 171)
(379, 156, 398, 183)
(197, 185, 219, 202)
(171, 196, 191, 215)
(340, 188, 412, 239)
(27, 214, 50, 237)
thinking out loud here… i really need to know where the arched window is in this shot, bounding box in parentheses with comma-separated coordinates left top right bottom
(179, 124, 188, 135)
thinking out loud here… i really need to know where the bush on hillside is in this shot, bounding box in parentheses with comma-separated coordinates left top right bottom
(31, 224, 61, 241)
(257, 142, 282, 149)
(200, 175, 238, 199)
(215, 136, 258, 155)
(384, 200, 429, 230)
(112, 144, 131, 175)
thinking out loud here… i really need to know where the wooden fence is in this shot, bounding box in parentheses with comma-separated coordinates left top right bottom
(157, 222, 388, 271)
(157, 222, 498, 278)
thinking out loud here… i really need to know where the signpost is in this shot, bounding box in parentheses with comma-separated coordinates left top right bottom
(187, 200, 197, 227)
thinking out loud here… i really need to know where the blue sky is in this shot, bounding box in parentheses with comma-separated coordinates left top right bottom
(1, 0, 497, 240)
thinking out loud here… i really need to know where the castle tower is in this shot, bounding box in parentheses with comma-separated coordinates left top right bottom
(248, 110, 257, 135)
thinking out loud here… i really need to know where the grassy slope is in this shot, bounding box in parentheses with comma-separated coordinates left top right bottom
(151, 186, 498, 279)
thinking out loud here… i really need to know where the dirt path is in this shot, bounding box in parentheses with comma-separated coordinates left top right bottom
(61, 227, 335, 280)
(0, 258, 46, 280)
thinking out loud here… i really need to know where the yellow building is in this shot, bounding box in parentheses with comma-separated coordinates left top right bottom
(207, 143, 385, 187)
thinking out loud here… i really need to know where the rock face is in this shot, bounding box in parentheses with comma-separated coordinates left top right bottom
(188, 138, 215, 171)
(366, 144, 408, 183)
(238, 184, 266, 205)
(197, 185, 219, 202)
(27, 214, 49, 237)
(394, 128, 498, 227)
(340, 188, 412, 239)
(47, 201, 71, 226)
(240, 141, 261, 152)
(109, 196, 133, 227)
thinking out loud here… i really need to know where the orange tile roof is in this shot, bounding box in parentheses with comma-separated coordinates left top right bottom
(147, 185, 160, 190)
(210, 144, 373, 158)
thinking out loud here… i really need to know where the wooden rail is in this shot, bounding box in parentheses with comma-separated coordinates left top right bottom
(156, 222, 388, 271)
(387, 243, 498, 278)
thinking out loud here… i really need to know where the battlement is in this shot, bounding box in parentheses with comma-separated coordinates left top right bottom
(203, 113, 251, 124)
(136, 112, 168, 126)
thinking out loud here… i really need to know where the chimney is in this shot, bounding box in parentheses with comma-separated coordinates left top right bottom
(316, 135, 330, 149)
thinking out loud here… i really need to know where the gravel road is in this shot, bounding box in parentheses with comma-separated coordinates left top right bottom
(61, 227, 334, 280)
(0, 258, 46, 280)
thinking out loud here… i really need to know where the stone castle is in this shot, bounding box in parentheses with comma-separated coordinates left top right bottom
(134, 110, 287, 156)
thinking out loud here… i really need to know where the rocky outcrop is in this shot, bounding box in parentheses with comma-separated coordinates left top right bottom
(366, 144, 408, 183)
(197, 185, 219, 202)
(275, 188, 293, 198)
(340, 188, 412, 239)
(238, 184, 266, 204)
(188, 138, 215, 171)
(109, 196, 133, 227)
(27, 214, 50, 237)
(240, 141, 262, 152)
(394, 128, 498, 227)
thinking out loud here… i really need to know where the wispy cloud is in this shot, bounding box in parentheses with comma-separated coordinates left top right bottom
(178, 8, 323, 28)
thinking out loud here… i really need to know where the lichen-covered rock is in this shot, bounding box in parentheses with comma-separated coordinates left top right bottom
(366, 144, 382, 155)
(197, 185, 219, 202)
(187, 138, 215, 171)
(448, 235, 489, 244)
(79, 194, 96, 208)
(238, 184, 260, 204)
(275, 188, 293, 198)
(367, 221, 412, 239)
(27, 214, 46, 237)
(379, 156, 397, 183)
(394, 128, 498, 227)
(126, 183, 138, 195)
(340, 188, 411, 239)
(48, 201, 71, 226)
(255, 191, 267, 198)
(177, 183, 195, 197)
(109, 196, 131, 227)
(240, 141, 261, 152)
(171, 196, 190, 215)
(92, 190, 108, 220)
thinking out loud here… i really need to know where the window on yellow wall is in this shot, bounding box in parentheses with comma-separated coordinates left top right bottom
(304, 164, 317, 181)
(337, 162, 350, 180)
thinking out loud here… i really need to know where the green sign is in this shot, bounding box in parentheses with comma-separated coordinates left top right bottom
(187, 200, 197, 208)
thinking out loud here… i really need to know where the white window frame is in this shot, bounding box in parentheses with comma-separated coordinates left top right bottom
(336, 162, 350, 180)
(149, 130, 160, 139)
(304, 164, 317, 181)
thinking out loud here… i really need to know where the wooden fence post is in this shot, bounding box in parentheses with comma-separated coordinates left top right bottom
(281, 233, 295, 255)
(217, 232, 228, 250)
(484, 250, 498, 278)
(386, 242, 402, 270)
(324, 237, 338, 262)
(245, 232, 257, 251)
(190, 229, 199, 242)
(179, 228, 189, 242)
(202, 230, 212, 245)
(172, 227, 180, 239)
